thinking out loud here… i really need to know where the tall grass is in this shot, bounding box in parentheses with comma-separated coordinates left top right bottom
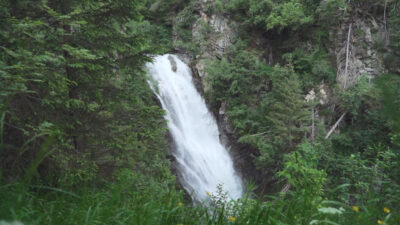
(0, 181, 398, 225)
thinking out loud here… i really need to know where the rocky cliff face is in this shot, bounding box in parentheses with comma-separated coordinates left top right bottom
(333, 15, 388, 89)
(175, 0, 275, 193)
(190, 1, 236, 92)
(173, 0, 391, 194)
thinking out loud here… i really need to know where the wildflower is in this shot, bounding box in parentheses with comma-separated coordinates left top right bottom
(228, 216, 236, 222)
(352, 206, 359, 212)
(178, 224, 183, 225)
(305, 89, 316, 103)
(206, 192, 210, 196)
(178, 202, 183, 207)
(383, 207, 390, 213)
(377, 220, 385, 225)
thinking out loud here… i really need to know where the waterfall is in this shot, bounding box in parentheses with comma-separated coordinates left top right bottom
(146, 54, 243, 202)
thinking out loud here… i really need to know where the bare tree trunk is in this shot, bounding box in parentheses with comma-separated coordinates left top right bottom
(311, 104, 315, 141)
(280, 183, 291, 194)
(384, 0, 388, 45)
(247, 131, 269, 137)
(325, 112, 347, 139)
(344, 24, 352, 89)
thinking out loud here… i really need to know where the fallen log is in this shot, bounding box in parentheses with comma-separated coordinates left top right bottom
(325, 112, 347, 139)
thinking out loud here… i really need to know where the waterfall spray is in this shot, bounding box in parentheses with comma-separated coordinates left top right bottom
(147, 54, 243, 202)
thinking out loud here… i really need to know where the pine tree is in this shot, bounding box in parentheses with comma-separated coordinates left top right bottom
(265, 64, 310, 150)
(241, 64, 310, 172)
(0, 0, 169, 186)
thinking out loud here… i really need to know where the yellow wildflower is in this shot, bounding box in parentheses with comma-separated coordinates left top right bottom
(228, 216, 236, 222)
(178, 224, 183, 225)
(383, 207, 390, 213)
(206, 192, 210, 196)
(377, 220, 385, 225)
(352, 206, 359, 212)
(178, 202, 183, 207)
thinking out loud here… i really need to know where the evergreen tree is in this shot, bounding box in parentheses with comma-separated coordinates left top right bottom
(0, 0, 170, 186)
(241, 64, 310, 172)
(264, 64, 310, 150)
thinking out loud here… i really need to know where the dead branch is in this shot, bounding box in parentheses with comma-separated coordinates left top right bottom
(343, 24, 352, 89)
(280, 183, 291, 194)
(384, 0, 388, 44)
(325, 112, 347, 139)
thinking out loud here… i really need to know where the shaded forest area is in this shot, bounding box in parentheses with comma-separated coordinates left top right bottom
(1, 0, 400, 224)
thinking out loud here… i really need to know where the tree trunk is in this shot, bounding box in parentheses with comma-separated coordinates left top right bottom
(311, 104, 315, 141)
(343, 24, 352, 89)
(325, 112, 347, 139)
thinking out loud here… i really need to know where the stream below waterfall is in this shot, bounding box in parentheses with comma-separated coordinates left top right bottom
(146, 54, 243, 202)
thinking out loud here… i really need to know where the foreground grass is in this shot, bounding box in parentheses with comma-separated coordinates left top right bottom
(0, 182, 398, 225)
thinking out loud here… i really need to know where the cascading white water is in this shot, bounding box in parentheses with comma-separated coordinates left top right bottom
(146, 54, 243, 202)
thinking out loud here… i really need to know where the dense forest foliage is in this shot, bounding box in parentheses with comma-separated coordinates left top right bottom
(1, 0, 400, 224)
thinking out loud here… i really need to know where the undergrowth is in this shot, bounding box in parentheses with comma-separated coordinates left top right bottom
(0, 180, 398, 225)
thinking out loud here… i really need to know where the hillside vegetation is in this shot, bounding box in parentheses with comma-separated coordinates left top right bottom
(1, 0, 399, 224)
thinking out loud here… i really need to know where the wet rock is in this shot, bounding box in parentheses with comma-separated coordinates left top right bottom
(168, 55, 177, 72)
(179, 0, 275, 195)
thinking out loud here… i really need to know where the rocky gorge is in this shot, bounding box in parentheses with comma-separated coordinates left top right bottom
(167, 0, 397, 194)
